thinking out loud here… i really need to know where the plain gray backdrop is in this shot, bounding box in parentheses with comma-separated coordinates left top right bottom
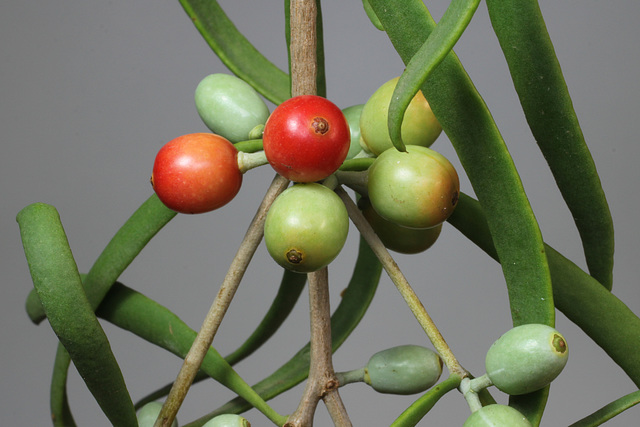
(2, 0, 639, 425)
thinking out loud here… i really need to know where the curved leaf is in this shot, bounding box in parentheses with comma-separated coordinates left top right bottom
(26, 194, 177, 324)
(17, 203, 137, 427)
(387, 0, 481, 151)
(390, 375, 461, 427)
(569, 390, 640, 427)
(180, 0, 290, 104)
(486, 0, 614, 290)
(368, 0, 554, 330)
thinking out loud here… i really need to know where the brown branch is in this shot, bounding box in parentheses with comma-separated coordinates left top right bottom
(335, 186, 467, 379)
(285, 268, 352, 427)
(289, 0, 317, 97)
(154, 174, 290, 427)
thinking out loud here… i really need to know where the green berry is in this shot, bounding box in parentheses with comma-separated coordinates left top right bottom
(195, 74, 270, 143)
(364, 345, 443, 395)
(342, 104, 366, 159)
(264, 183, 349, 273)
(202, 414, 251, 427)
(136, 402, 178, 427)
(367, 146, 459, 229)
(360, 77, 441, 156)
(485, 324, 569, 395)
(463, 404, 532, 427)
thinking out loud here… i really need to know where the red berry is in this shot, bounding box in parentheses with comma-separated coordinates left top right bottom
(263, 95, 350, 182)
(151, 133, 242, 214)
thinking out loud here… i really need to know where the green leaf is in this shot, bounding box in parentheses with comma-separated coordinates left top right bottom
(182, 235, 382, 426)
(17, 203, 137, 427)
(448, 193, 640, 388)
(390, 375, 461, 427)
(26, 194, 177, 324)
(486, 0, 614, 290)
(50, 346, 76, 427)
(96, 281, 287, 426)
(180, 0, 291, 104)
(387, 0, 481, 152)
(368, 0, 554, 329)
(569, 389, 640, 427)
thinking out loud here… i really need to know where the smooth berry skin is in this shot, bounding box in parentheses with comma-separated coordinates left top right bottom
(358, 197, 442, 254)
(195, 73, 270, 143)
(463, 405, 532, 427)
(364, 345, 443, 395)
(360, 76, 442, 156)
(485, 324, 568, 395)
(136, 402, 178, 427)
(367, 145, 460, 229)
(202, 414, 251, 427)
(264, 183, 349, 273)
(151, 133, 242, 214)
(263, 95, 350, 182)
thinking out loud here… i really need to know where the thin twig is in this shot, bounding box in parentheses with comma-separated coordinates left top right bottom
(154, 174, 290, 427)
(290, 0, 317, 97)
(285, 268, 352, 427)
(335, 186, 467, 379)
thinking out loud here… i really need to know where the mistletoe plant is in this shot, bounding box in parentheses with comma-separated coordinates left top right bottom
(17, 0, 640, 426)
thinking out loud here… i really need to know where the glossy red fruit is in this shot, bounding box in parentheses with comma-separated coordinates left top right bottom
(151, 133, 242, 214)
(263, 95, 350, 182)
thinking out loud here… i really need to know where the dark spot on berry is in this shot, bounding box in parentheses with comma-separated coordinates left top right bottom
(312, 117, 329, 135)
(286, 249, 303, 264)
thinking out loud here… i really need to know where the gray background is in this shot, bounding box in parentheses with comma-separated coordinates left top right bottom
(2, 0, 639, 425)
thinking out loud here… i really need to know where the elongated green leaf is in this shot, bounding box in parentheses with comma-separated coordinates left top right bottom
(17, 203, 137, 427)
(180, 0, 290, 104)
(285, 0, 326, 97)
(387, 0, 481, 151)
(26, 194, 177, 324)
(448, 193, 640, 387)
(182, 235, 383, 426)
(368, 0, 554, 330)
(486, 0, 614, 290)
(50, 346, 76, 427)
(390, 375, 461, 427)
(569, 390, 640, 427)
(96, 282, 287, 426)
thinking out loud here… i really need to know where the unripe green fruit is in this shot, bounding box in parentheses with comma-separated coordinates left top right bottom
(367, 145, 460, 229)
(485, 324, 568, 395)
(195, 74, 270, 143)
(360, 77, 441, 156)
(136, 402, 178, 427)
(264, 183, 349, 273)
(364, 345, 442, 395)
(342, 104, 365, 159)
(358, 197, 442, 254)
(202, 414, 251, 427)
(463, 404, 532, 427)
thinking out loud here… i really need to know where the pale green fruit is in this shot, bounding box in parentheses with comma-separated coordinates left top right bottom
(360, 76, 441, 156)
(364, 345, 443, 395)
(485, 324, 568, 395)
(342, 104, 365, 159)
(264, 183, 349, 273)
(136, 401, 178, 427)
(202, 413, 251, 427)
(195, 74, 270, 143)
(463, 404, 532, 427)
